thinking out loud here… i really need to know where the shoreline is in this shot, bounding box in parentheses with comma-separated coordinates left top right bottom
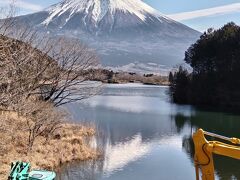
(0, 112, 100, 179)
(88, 69, 169, 86)
(101, 81, 169, 86)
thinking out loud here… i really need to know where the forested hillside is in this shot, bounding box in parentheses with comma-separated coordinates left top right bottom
(170, 22, 240, 109)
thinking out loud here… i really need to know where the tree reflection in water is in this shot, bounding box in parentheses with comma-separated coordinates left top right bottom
(175, 111, 240, 180)
(57, 160, 104, 180)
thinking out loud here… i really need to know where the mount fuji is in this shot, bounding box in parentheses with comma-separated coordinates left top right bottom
(15, 0, 201, 74)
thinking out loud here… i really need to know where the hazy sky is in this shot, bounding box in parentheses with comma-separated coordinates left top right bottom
(1, 0, 240, 32)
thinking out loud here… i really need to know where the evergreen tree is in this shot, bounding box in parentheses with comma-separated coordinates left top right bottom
(170, 22, 240, 109)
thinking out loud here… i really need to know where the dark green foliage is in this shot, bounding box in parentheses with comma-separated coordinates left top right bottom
(168, 72, 173, 83)
(169, 66, 191, 104)
(144, 74, 154, 77)
(170, 22, 240, 109)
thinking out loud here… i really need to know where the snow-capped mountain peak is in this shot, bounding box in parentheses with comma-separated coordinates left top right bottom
(14, 0, 200, 73)
(42, 0, 171, 26)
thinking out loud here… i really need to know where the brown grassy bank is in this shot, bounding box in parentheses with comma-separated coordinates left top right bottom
(0, 112, 99, 179)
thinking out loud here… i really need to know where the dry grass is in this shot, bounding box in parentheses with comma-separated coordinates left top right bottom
(0, 112, 99, 179)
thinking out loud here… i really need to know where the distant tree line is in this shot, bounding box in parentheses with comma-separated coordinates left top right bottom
(169, 22, 240, 109)
(87, 69, 168, 85)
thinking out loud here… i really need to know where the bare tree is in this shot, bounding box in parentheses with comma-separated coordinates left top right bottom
(0, 2, 101, 151)
(0, 24, 100, 109)
(19, 100, 66, 150)
(0, 32, 100, 149)
(36, 37, 100, 107)
(0, 0, 18, 36)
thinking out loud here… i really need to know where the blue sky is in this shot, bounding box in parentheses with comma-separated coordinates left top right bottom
(1, 0, 240, 32)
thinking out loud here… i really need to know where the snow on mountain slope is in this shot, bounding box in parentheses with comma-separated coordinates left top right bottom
(12, 0, 201, 74)
(37, 0, 186, 35)
(43, 0, 171, 26)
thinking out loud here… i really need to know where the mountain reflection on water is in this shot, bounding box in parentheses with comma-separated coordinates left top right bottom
(58, 84, 240, 180)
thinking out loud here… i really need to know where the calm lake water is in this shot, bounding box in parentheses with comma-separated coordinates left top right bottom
(58, 84, 240, 180)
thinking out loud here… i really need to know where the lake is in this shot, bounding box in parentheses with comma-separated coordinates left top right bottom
(58, 84, 240, 180)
